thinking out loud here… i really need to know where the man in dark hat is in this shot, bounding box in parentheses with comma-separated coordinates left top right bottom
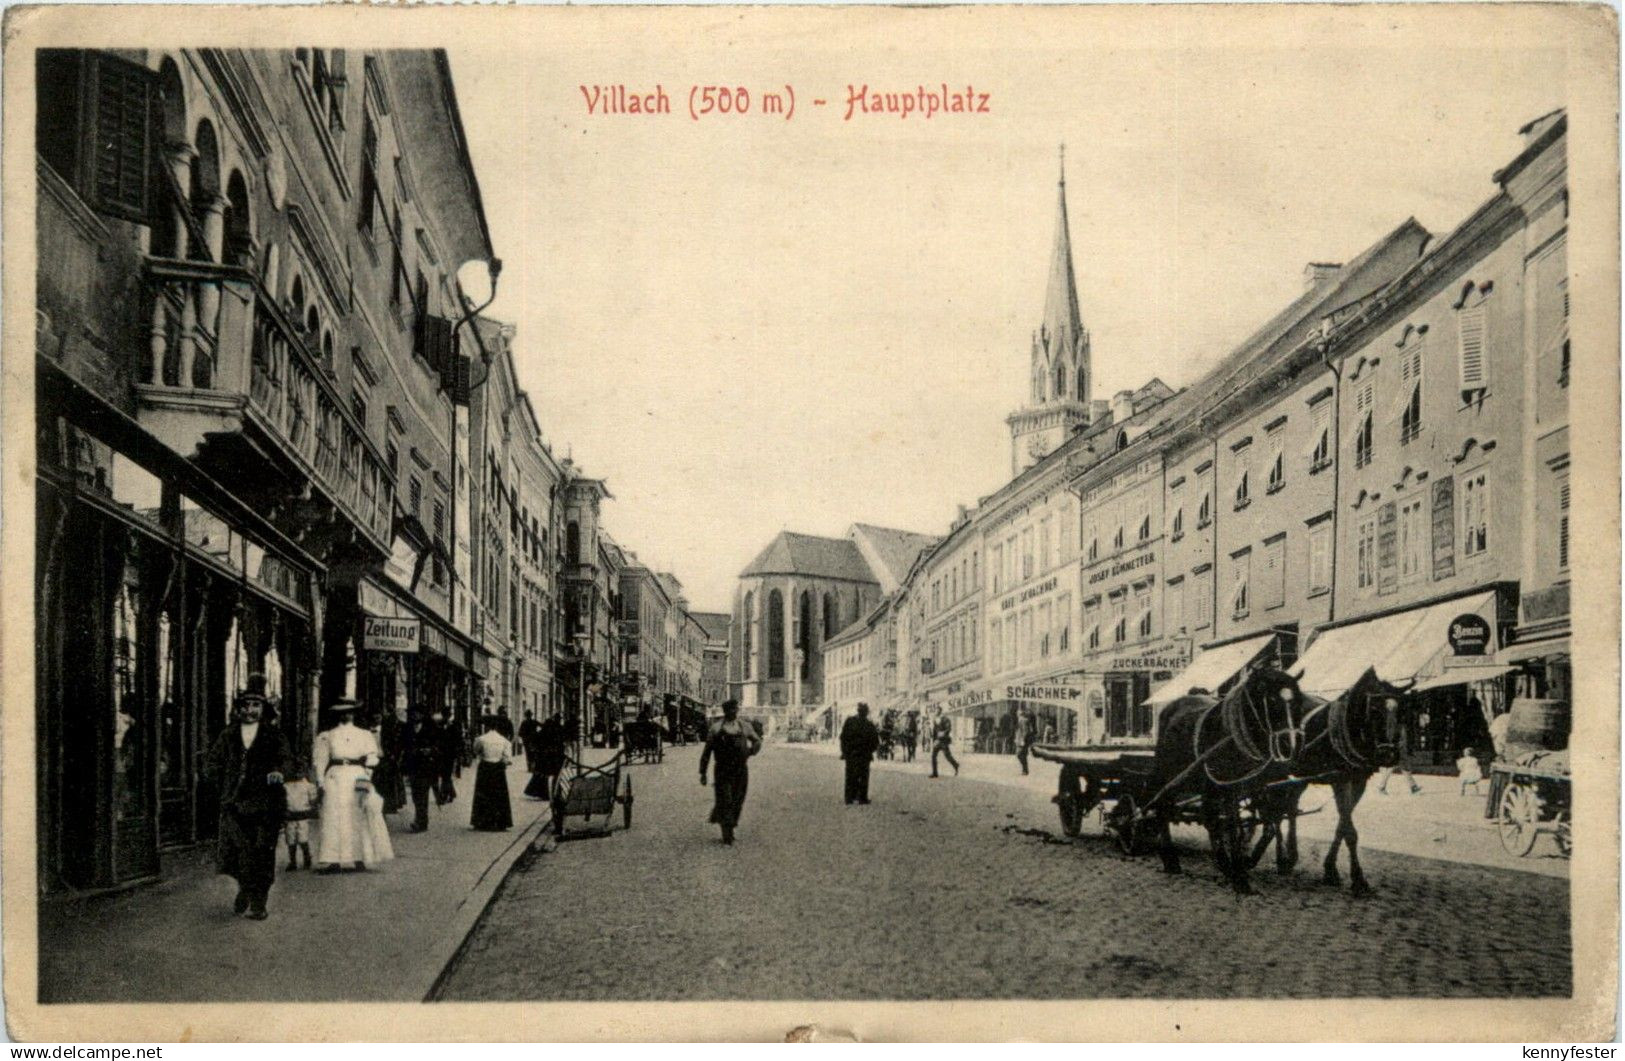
(839, 703, 881, 805)
(203, 675, 292, 920)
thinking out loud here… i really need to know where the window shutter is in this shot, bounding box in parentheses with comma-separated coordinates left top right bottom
(87, 52, 158, 222)
(1459, 304, 1487, 390)
(1308, 400, 1331, 459)
(1558, 478, 1570, 570)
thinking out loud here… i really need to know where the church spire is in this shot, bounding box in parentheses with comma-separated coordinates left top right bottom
(1041, 143, 1084, 351)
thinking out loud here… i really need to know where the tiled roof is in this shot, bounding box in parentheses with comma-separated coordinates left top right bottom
(690, 612, 732, 642)
(740, 532, 877, 582)
(851, 524, 940, 586)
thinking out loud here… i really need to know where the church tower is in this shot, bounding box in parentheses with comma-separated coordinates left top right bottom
(1006, 147, 1093, 475)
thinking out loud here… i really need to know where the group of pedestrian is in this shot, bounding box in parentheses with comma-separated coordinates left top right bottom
(206, 672, 541, 923)
(519, 709, 570, 802)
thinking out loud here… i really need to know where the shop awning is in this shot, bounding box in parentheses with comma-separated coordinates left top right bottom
(1144, 633, 1275, 705)
(1293, 591, 1498, 699)
(1498, 637, 1571, 664)
(1410, 664, 1516, 692)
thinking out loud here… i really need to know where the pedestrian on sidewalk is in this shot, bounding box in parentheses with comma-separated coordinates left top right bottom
(470, 717, 515, 831)
(929, 710, 960, 778)
(1015, 708, 1039, 775)
(282, 762, 317, 871)
(373, 708, 407, 816)
(524, 711, 566, 801)
(203, 676, 291, 920)
(404, 710, 445, 833)
(1457, 747, 1485, 796)
(840, 703, 882, 804)
(519, 710, 540, 772)
(700, 699, 761, 845)
(313, 699, 395, 871)
(435, 710, 461, 805)
(1376, 700, 1422, 795)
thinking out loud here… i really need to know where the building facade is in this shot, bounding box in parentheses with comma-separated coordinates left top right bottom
(34, 47, 495, 892)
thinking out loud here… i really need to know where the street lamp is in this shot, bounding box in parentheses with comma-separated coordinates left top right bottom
(572, 630, 590, 754)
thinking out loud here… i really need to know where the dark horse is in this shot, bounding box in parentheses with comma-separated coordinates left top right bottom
(1147, 666, 1308, 895)
(1252, 666, 1403, 896)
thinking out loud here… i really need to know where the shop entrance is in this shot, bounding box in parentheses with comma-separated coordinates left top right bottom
(1105, 673, 1152, 739)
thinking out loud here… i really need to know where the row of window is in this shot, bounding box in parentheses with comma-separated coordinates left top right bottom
(925, 606, 980, 675)
(988, 503, 1077, 597)
(988, 593, 1072, 675)
(927, 550, 982, 616)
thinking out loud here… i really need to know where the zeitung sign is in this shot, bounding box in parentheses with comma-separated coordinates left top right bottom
(364, 616, 421, 653)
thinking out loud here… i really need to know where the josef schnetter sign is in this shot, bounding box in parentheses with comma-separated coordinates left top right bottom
(364, 616, 422, 653)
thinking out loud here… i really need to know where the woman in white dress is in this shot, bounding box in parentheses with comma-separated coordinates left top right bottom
(313, 700, 395, 870)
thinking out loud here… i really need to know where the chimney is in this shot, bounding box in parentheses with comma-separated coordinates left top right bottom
(1303, 262, 1342, 291)
(1090, 398, 1111, 423)
(1111, 389, 1135, 425)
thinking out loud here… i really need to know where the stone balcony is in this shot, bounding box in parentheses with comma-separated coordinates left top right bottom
(134, 256, 393, 554)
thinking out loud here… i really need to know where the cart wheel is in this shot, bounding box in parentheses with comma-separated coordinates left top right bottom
(621, 774, 634, 829)
(1108, 795, 1147, 856)
(1498, 782, 1539, 858)
(1056, 793, 1084, 838)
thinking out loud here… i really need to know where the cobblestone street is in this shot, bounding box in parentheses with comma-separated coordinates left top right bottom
(437, 745, 1571, 1000)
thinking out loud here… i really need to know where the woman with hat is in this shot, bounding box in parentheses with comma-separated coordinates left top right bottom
(313, 699, 395, 870)
(203, 675, 292, 920)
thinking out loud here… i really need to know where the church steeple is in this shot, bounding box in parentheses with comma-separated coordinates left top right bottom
(1041, 145, 1084, 356)
(1007, 145, 1093, 477)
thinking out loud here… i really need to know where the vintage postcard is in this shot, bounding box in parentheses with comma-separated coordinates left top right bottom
(2, 2, 1618, 1043)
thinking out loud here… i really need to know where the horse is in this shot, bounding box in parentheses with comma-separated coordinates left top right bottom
(1146, 665, 1309, 895)
(1251, 666, 1404, 897)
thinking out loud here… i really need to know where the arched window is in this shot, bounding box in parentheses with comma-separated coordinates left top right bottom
(1116, 430, 1129, 452)
(767, 590, 785, 679)
(153, 59, 187, 258)
(1076, 366, 1087, 401)
(742, 591, 754, 680)
(1055, 363, 1068, 400)
(798, 591, 813, 679)
(189, 119, 221, 259)
(321, 331, 334, 370)
(289, 275, 305, 317)
(305, 306, 320, 341)
(823, 593, 837, 637)
(223, 170, 252, 266)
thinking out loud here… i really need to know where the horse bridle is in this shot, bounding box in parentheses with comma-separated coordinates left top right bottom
(1198, 675, 1303, 786)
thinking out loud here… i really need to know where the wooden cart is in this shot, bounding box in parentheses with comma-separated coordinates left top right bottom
(550, 751, 634, 840)
(1490, 751, 1570, 859)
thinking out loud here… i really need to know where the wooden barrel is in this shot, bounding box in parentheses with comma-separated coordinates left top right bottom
(1504, 698, 1570, 754)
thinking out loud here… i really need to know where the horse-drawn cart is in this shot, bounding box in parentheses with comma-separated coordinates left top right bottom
(622, 719, 664, 765)
(1490, 750, 1570, 859)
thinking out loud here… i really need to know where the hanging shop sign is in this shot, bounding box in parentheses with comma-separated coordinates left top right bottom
(1448, 613, 1492, 656)
(364, 616, 421, 653)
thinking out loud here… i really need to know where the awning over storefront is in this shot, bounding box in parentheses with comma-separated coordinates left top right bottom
(1498, 637, 1571, 664)
(1410, 664, 1516, 692)
(1293, 591, 1499, 700)
(1144, 633, 1275, 706)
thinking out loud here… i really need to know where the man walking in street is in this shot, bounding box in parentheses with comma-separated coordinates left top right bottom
(929, 709, 959, 778)
(700, 699, 761, 845)
(840, 703, 881, 804)
(1015, 708, 1039, 775)
(203, 676, 291, 921)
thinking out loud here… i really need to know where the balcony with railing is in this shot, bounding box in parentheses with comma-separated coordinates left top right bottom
(135, 257, 394, 552)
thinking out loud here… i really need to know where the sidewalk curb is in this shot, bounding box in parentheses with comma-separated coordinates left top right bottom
(418, 809, 551, 1002)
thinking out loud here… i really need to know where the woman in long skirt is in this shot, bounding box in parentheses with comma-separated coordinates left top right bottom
(313, 700, 395, 870)
(470, 717, 514, 831)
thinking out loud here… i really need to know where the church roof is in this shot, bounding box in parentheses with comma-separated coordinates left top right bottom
(850, 524, 940, 586)
(739, 532, 877, 582)
(1039, 150, 1085, 357)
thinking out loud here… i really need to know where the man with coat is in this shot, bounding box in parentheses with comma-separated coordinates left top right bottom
(403, 709, 445, 832)
(840, 702, 882, 805)
(203, 676, 292, 921)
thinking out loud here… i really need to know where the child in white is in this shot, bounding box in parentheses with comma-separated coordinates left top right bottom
(1457, 747, 1484, 796)
(282, 766, 318, 870)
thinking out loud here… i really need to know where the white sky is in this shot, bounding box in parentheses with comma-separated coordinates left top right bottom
(447, 9, 1566, 613)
